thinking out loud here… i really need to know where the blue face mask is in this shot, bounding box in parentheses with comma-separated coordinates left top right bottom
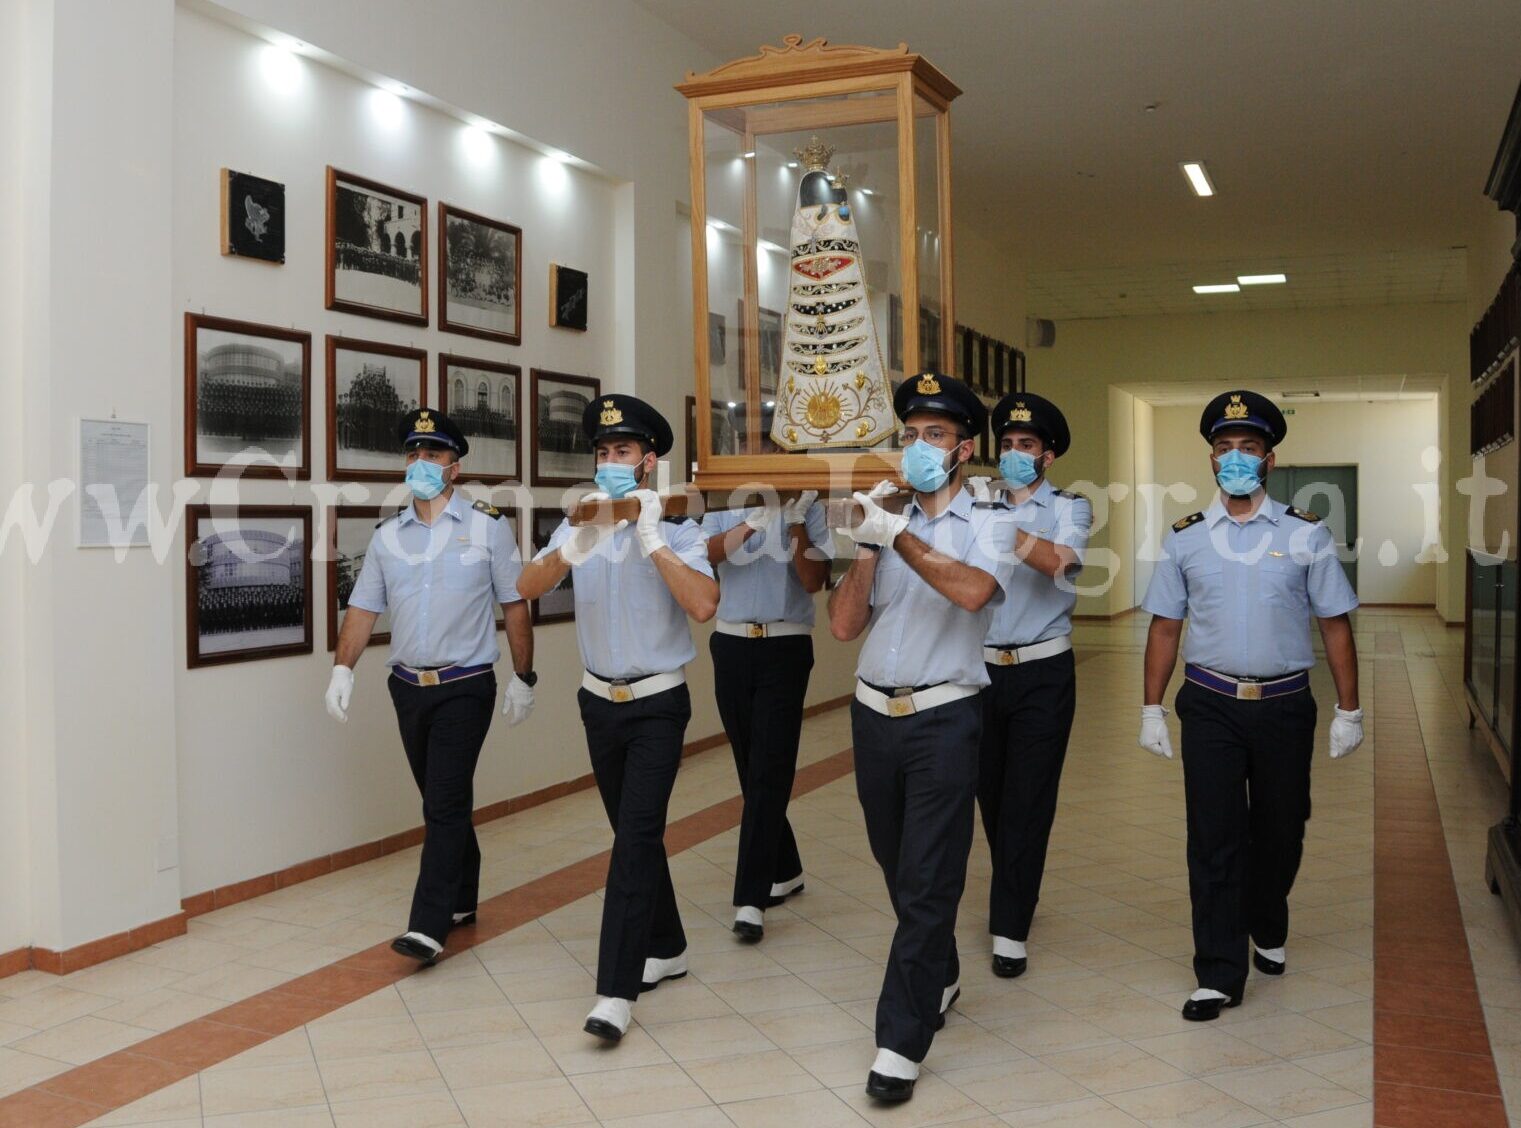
(593, 461, 642, 498)
(901, 440, 956, 493)
(1215, 448, 1265, 497)
(405, 458, 448, 500)
(999, 448, 1041, 489)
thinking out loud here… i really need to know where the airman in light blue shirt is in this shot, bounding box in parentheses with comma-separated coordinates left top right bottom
(702, 503, 832, 626)
(985, 479, 1092, 646)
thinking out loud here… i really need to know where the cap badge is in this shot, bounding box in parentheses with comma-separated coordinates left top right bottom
(413, 411, 436, 433)
(1224, 394, 1249, 421)
(1009, 402, 1032, 424)
(916, 373, 941, 395)
(599, 400, 623, 426)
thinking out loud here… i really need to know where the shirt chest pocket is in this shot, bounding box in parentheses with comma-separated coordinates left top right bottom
(443, 543, 491, 592)
(873, 553, 910, 607)
(1257, 556, 1306, 608)
(1182, 558, 1226, 611)
(621, 556, 672, 611)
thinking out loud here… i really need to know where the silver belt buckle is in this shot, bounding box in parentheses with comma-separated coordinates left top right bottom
(746, 622, 767, 639)
(608, 679, 635, 704)
(1236, 681, 1262, 701)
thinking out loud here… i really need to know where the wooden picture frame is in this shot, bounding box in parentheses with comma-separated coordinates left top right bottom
(439, 354, 522, 484)
(186, 504, 313, 668)
(326, 505, 392, 652)
(326, 336, 428, 482)
(325, 167, 428, 326)
(220, 168, 285, 263)
(549, 263, 589, 331)
(530, 369, 600, 486)
(736, 299, 783, 395)
(439, 204, 521, 346)
(530, 506, 575, 624)
(184, 313, 311, 480)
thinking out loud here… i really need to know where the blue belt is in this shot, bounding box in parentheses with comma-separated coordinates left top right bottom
(392, 663, 493, 688)
(1184, 664, 1308, 701)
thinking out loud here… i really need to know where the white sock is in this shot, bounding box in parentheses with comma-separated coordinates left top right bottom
(1255, 944, 1285, 962)
(399, 930, 442, 955)
(1189, 988, 1228, 1002)
(735, 906, 763, 926)
(871, 1047, 919, 1080)
(992, 936, 1027, 959)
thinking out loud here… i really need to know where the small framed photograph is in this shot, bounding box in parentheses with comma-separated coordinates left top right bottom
(889, 294, 904, 373)
(530, 369, 599, 486)
(221, 169, 285, 264)
(327, 506, 392, 651)
(953, 324, 967, 380)
(326, 336, 427, 481)
(977, 335, 991, 394)
(708, 311, 726, 365)
(186, 505, 313, 668)
(737, 300, 783, 394)
(920, 305, 942, 373)
(549, 264, 589, 331)
(530, 507, 575, 624)
(438, 355, 521, 484)
(326, 167, 428, 325)
(184, 314, 310, 480)
(439, 204, 521, 346)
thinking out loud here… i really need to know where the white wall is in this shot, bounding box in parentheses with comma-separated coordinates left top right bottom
(1150, 398, 1441, 605)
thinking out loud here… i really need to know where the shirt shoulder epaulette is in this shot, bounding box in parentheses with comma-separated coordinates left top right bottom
(661, 514, 693, 525)
(1286, 506, 1320, 523)
(1172, 511, 1204, 533)
(374, 509, 404, 529)
(1053, 488, 1088, 503)
(472, 500, 504, 520)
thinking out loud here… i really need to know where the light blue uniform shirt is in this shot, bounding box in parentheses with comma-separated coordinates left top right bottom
(536, 518, 714, 679)
(985, 479, 1093, 646)
(347, 491, 523, 669)
(701, 504, 832, 627)
(1141, 494, 1359, 678)
(857, 489, 1015, 689)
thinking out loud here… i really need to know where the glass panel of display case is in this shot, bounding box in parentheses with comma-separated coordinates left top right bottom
(1500, 559, 1517, 751)
(1473, 553, 1500, 726)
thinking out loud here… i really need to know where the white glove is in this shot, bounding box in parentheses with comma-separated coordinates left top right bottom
(841, 489, 909, 547)
(742, 506, 772, 532)
(502, 674, 535, 726)
(632, 489, 665, 557)
(782, 490, 818, 526)
(1139, 704, 1173, 759)
(559, 492, 624, 567)
(326, 665, 354, 723)
(1329, 705, 1364, 759)
(966, 476, 995, 504)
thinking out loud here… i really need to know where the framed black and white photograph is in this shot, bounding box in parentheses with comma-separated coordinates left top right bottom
(184, 314, 310, 479)
(439, 354, 520, 484)
(326, 336, 427, 481)
(186, 505, 312, 668)
(530, 507, 575, 624)
(221, 169, 285, 264)
(708, 311, 726, 365)
(439, 204, 521, 346)
(549, 264, 589, 331)
(920, 305, 942, 373)
(327, 506, 391, 652)
(326, 167, 428, 326)
(738, 300, 783, 395)
(889, 294, 905, 373)
(530, 369, 599, 486)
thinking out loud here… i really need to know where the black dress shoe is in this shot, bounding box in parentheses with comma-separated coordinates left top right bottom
(865, 1071, 915, 1102)
(390, 934, 441, 966)
(1253, 950, 1285, 976)
(583, 1017, 624, 1041)
(733, 920, 764, 942)
(1181, 990, 1243, 1021)
(992, 955, 1027, 978)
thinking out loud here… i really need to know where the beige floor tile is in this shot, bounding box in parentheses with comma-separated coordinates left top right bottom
(85, 1076, 202, 1126)
(329, 1090, 466, 1127)
(199, 1058, 328, 1116)
(9, 1015, 153, 1066)
(1206, 1061, 1364, 1120)
(832, 1070, 986, 1125)
(995, 1012, 1121, 1056)
(722, 1087, 869, 1128)
(1224, 1013, 1364, 1059)
(709, 972, 832, 1014)
(306, 1014, 426, 1061)
(0, 1045, 70, 1096)
(1039, 1040, 1190, 1095)
(205, 1028, 316, 1073)
(747, 1003, 871, 1050)
(541, 1025, 674, 1076)
(1132, 1028, 1280, 1076)
(602, 1106, 737, 1128)
(683, 1048, 822, 1104)
(936, 1056, 1091, 1114)
(452, 1076, 597, 1127)
(570, 1061, 713, 1119)
(1295, 1044, 1372, 1098)
(432, 1033, 562, 1089)
(413, 1003, 530, 1050)
(1278, 1104, 1373, 1127)
(1106, 1078, 1270, 1127)
(316, 1047, 447, 1102)
(997, 1097, 1146, 1126)
(644, 1013, 776, 1062)
(92, 987, 226, 1031)
(203, 1108, 336, 1127)
(0, 985, 117, 1029)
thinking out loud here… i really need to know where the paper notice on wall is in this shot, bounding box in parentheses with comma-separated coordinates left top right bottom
(79, 419, 151, 548)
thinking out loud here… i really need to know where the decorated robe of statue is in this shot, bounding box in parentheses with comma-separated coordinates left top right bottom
(769, 138, 895, 451)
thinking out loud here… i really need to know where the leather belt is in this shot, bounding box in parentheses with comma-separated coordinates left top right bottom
(1184, 664, 1309, 701)
(393, 662, 493, 688)
(581, 669, 686, 704)
(983, 636, 1072, 667)
(715, 618, 812, 639)
(854, 679, 979, 718)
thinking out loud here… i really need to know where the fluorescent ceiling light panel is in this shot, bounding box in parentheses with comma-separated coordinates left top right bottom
(1192, 283, 1240, 294)
(1238, 273, 1287, 285)
(1180, 161, 1215, 197)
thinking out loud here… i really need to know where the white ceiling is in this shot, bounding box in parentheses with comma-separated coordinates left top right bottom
(1119, 372, 1445, 407)
(636, 0, 1518, 317)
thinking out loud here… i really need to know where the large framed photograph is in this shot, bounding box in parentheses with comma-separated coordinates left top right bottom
(327, 506, 391, 651)
(327, 337, 427, 481)
(439, 355, 521, 484)
(326, 167, 428, 326)
(737, 300, 783, 395)
(530, 369, 599, 486)
(530, 507, 575, 624)
(439, 204, 521, 346)
(549, 264, 589, 331)
(186, 505, 312, 668)
(220, 169, 285, 264)
(184, 314, 310, 479)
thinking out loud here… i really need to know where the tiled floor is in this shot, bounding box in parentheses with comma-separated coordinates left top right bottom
(0, 609, 1513, 1126)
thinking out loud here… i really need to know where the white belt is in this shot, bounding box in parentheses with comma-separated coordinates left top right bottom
(983, 636, 1072, 667)
(581, 670, 686, 703)
(854, 679, 979, 718)
(715, 618, 812, 639)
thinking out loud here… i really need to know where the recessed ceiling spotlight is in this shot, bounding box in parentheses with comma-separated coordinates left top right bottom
(1180, 161, 1215, 197)
(786, 161, 799, 169)
(1237, 273, 1287, 285)
(741, 150, 756, 159)
(1192, 283, 1239, 294)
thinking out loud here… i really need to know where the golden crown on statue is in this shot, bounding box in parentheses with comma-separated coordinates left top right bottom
(793, 135, 835, 171)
